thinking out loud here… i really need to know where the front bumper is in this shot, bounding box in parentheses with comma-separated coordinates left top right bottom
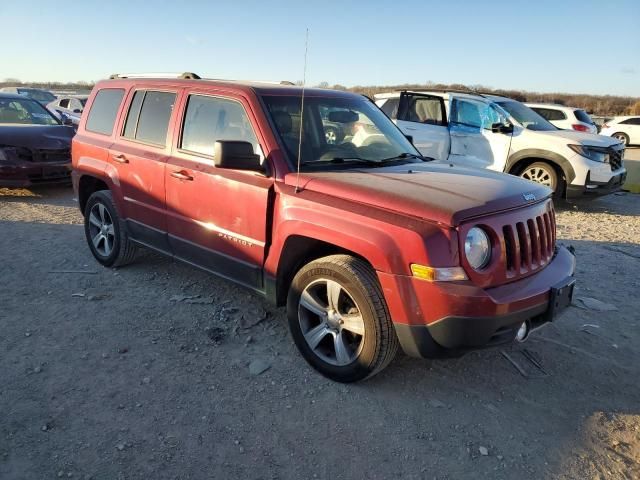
(0, 161, 72, 188)
(378, 245, 576, 358)
(566, 170, 627, 198)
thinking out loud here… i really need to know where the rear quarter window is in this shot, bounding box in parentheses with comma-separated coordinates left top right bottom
(574, 110, 594, 124)
(85, 89, 125, 135)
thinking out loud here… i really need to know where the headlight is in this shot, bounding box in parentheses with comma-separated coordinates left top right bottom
(465, 227, 491, 270)
(568, 144, 609, 163)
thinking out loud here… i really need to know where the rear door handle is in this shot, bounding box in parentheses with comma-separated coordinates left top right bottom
(170, 170, 194, 181)
(111, 154, 129, 164)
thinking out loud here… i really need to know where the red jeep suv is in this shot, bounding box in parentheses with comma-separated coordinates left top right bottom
(72, 73, 576, 382)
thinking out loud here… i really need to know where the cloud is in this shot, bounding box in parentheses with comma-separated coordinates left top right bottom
(620, 67, 636, 75)
(185, 35, 203, 46)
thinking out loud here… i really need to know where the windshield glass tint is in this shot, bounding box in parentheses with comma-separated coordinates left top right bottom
(495, 101, 556, 131)
(262, 94, 419, 170)
(0, 97, 59, 125)
(574, 109, 594, 124)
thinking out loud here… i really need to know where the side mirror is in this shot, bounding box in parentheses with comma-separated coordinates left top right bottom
(491, 122, 514, 134)
(213, 141, 262, 171)
(61, 114, 74, 126)
(73, 109, 82, 114)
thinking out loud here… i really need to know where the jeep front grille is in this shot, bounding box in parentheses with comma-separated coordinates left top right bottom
(502, 208, 556, 277)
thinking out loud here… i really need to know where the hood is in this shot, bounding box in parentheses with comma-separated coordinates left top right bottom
(0, 124, 74, 150)
(285, 162, 551, 227)
(533, 129, 622, 148)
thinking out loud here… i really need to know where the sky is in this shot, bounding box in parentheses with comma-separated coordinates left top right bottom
(1, 0, 638, 96)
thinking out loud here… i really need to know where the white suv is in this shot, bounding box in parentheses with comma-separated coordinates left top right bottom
(376, 91, 626, 199)
(599, 116, 640, 146)
(525, 103, 597, 134)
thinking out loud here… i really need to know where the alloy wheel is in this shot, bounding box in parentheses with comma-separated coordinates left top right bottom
(298, 278, 365, 366)
(88, 202, 115, 257)
(521, 165, 555, 188)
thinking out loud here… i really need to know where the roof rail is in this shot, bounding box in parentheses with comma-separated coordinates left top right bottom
(109, 72, 201, 80)
(394, 87, 486, 97)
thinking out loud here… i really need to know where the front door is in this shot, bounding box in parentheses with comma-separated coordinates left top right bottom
(395, 92, 450, 161)
(165, 92, 272, 290)
(448, 97, 512, 171)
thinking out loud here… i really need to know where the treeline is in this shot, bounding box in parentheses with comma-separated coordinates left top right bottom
(319, 81, 639, 117)
(3, 78, 638, 116)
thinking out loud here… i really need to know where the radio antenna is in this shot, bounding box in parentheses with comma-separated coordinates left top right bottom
(295, 28, 309, 193)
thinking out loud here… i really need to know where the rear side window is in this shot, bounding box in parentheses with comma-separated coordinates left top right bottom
(123, 90, 176, 146)
(405, 97, 444, 125)
(620, 117, 640, 125)
(59, 99, 70, 108)
(379, 98, 399, 119)
(85, 89, 125, 135)
(573, 109, 594, 124)
(180, 95, 259, 157)
(532, 107, 566, 121)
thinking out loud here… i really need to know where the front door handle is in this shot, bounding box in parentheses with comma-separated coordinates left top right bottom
(170, 170, 194, 181)
(111, 154, 129, 164)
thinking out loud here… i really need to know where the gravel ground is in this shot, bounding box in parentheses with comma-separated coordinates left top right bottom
(1, 177, 639, 479)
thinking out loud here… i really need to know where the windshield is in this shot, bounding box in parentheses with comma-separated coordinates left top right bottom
(17, 88, 56, 103)
(495, 101, 557, 131)
(0, 97, 60, 125)
(262, 94, 421, 170)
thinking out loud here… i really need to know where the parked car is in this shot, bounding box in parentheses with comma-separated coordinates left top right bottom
(0, 87, 57, 106)
(0, 93, 74, 187)
(526, 103, 598, 134)
(73, 73, 576, 382)
(599, 116, 640, 146)
(47, 95, 88, 127)
(376, 91, 626, 199)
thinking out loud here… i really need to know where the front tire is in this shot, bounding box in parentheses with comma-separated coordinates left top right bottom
(287, 255, 398, 382)
(519, 161, 565, 199)
(84, 190, 137, 267)
(612, 132, 629, 146)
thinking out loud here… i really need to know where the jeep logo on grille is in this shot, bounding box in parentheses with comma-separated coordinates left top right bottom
(523, 192, 536, 201)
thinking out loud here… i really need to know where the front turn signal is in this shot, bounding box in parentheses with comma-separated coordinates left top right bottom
(410, 264, 468, 282)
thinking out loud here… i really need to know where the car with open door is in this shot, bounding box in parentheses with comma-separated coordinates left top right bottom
(376, 91, 626, 199)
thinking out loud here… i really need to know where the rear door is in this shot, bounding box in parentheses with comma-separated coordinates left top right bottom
(165, 91, 273, 290)
(109, 88, 178, 252)
(395, 92, 449, 160)
(448, 97, 512, 171)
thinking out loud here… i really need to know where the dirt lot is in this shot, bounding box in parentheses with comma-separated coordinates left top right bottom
(1, 170, 639, 479)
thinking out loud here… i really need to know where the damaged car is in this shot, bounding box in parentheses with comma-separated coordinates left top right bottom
(0, 92, 74, 188)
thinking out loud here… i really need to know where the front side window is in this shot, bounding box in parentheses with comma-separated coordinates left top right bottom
(86, 88, 125, 135)
(496, 101, 557, 131)
(620, 117, 640, 125)
(180, 95, 259, 157)
(0, 97, 59, 125)
(122, 90, 176, 146)
(262, 94, 419, 170)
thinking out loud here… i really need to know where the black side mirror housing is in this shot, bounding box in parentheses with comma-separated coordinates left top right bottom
(61, 115, 74, 126)
(213, 141, 262, 171)
(73, 109, 82, 114)
(491, 122, 514, 134)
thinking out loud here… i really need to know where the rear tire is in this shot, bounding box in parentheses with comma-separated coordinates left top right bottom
(84, 190, 137, 267)
(519, 161, 565, 199)
(287, 255, 398, 383)
(612, 132, 629, 146)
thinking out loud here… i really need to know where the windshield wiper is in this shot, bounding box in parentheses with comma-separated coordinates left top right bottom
(379, 152, 430, 163)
